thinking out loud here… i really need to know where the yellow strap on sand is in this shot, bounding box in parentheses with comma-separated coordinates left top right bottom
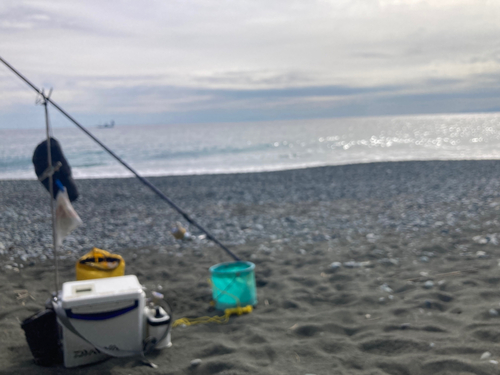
(172, 305, 253, 328)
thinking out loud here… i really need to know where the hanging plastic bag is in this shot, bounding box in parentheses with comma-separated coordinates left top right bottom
(55, 189, 82, 247)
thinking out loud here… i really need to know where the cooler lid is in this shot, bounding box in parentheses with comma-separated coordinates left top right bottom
(61, 275, 144, 308)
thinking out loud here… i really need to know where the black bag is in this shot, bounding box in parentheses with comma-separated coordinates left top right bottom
(21, 308, 62, 366)
(32, 138, 79, 202)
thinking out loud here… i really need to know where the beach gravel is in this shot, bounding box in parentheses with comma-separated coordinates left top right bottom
(2, 160, 500, 374)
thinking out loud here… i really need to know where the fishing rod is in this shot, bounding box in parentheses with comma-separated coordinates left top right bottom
(0, 56, 240, 262)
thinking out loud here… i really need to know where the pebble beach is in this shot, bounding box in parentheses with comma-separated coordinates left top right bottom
(3, 160, 500, 374)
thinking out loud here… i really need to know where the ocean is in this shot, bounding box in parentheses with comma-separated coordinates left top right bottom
(1, 113, 500, 180)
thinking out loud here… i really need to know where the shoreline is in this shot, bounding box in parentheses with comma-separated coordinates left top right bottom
(3, 157, 500, 182)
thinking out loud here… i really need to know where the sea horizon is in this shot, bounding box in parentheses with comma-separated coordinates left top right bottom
(2, 112, 500, 180)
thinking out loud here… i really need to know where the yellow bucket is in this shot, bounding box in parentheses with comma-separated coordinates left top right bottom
(75, 247, 125, 281)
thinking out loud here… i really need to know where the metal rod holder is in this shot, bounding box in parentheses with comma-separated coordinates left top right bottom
(38, 89, 60, 293)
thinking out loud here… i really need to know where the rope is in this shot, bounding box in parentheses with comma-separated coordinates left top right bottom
(172, 279, 252, 328)
(172, 305, 252, 328)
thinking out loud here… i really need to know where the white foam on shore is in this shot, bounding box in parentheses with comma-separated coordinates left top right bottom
(3, 155, 500, 181)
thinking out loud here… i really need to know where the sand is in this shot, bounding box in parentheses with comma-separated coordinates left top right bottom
(2, 160, 500, 374)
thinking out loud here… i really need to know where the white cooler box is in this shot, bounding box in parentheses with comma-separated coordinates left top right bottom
(58, 275, 146, 368)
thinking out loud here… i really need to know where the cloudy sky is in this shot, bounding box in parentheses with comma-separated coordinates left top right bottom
(1, 0, 500, 128)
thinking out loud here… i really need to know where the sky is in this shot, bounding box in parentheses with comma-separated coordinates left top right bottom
(1, 0, 500, 129)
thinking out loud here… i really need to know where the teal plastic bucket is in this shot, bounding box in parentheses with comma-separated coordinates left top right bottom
(209, 261, 257, 310)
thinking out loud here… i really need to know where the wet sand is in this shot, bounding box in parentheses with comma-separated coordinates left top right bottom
(2, 160, 500, 374)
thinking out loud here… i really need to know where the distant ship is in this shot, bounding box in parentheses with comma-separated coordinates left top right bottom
(98, 120, 115, 128)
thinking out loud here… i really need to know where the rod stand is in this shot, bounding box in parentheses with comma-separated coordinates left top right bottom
(37, 88, 60, 293)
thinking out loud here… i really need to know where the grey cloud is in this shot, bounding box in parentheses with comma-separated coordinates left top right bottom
(0, 3, 122, 35)
(2, 0, 500, 129)
(193, 71, 316, 87)
(77, 81, 400, 113)
(350, 52, 394, 60)
(3, 79, 500, 130)
(1, 5, 75, 31)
